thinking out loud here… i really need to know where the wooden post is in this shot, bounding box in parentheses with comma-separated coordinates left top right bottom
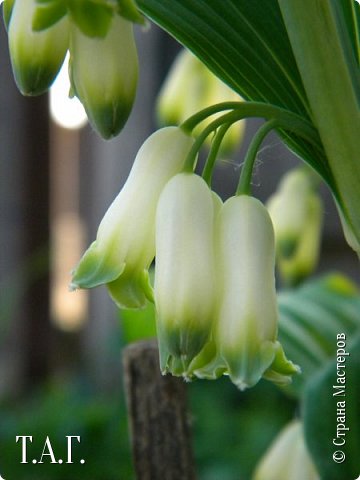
(122, 339, 196, 480)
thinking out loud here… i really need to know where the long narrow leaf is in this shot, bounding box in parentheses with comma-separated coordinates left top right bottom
(137, 0, 331, 185)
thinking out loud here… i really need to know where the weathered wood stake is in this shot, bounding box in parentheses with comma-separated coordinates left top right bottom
(122, 339, 196, 480)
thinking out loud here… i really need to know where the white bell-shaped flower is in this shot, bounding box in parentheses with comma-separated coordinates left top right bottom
(215, 195, 298, 389)
(8, 0, 69, 95)
(69, 14, 138, 138)
(70, 127, 194, 309)
(155, 173, 217, 375)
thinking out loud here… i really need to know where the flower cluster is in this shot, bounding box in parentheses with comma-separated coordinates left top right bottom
(3, 0, 140, 138)
(71, 126, 299, 390)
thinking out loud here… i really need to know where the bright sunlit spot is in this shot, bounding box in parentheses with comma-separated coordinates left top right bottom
(50, 53, 88, 130)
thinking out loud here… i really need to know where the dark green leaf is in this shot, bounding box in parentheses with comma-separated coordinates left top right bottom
(303, 333, 360, 479)
(137, 0, 331, 185)
(335, 0, 360, 67)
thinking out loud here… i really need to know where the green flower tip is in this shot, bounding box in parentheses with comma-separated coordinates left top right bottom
(263, 341, 301, 387)
(69, 14, 138, 139)
(86, 95, 135, 139)
(8, 0, 69, 96)
(70, 241, 125, 291)
(158, 323, 210, 377)
(107, 267, 154, 310)
(13, 61, 62, 96)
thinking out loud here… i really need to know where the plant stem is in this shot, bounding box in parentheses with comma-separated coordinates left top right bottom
(202, 123, 231, 186)
(236, 119, 278, 195)
(279, 0, 360, 244)
(182, 101, 320, 172)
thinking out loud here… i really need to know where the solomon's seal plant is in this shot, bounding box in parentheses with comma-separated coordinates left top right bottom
(3, 0, 360, 478)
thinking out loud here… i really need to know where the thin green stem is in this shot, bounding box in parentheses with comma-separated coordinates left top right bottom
(182, 102, 321, 173)
(183, 111, 240, 172)
(202, 123, 231, 186)
(181, 102, 243, 133)
(236, 119, 278, 196)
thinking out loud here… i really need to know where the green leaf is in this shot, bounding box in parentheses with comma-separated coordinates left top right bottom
(68, 0, 113, 37)
(136, 0, 331, 185)
(32, 2, 67, 31)
(339, 0, 360, 66)
(303, 333, 360, 479)
(279, 0, 360, 244)
(278, 273, 360, 396)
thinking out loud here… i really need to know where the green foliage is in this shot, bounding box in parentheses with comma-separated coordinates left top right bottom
(136, 0, 330, 186)
(278, 273, 360, 396)
(190, 378, 296, 480)
(31, 0, 145, 34)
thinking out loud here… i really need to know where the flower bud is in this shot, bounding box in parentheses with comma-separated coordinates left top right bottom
(215, 195, 298, 389)
(267, 169, 323, 286)
(155, 173, 216, 375)
(253, 420, 319, 480)
(70, 127, 194, 309)
(157, 48, 245, 152)
(8, 0, 69, 95)
(69, 14, 138, 139)
(157, 48, 204, 125)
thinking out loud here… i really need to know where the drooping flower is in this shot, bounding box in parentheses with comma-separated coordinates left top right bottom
(69, 13, 138, 139)
(7, 0, 69, 95)
(253, 420, 319, 480)
(70, 127, 194, 309)
(267, 168, 323, 286)
(154, 173, 217, 375)
(215, 195, 299, 389)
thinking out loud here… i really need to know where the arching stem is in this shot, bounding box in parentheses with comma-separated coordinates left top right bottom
(236, 119, 278, 196)
(202, 123, 231, 186)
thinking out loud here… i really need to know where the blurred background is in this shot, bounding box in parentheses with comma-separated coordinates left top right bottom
(0, 16, 359, 480)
